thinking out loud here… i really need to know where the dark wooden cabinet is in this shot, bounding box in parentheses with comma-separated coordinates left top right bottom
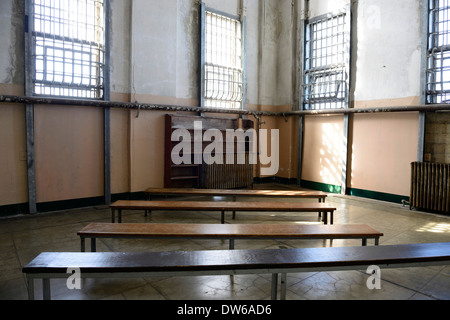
(164, 114, 254, 189)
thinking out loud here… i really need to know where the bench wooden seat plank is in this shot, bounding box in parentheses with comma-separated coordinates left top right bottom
(23, 242, 450, 300)
(145, 188, 328, 201)
(110, 200, 337, 224)
(145, 188, 328, 220)
(77, 223, 383, 252)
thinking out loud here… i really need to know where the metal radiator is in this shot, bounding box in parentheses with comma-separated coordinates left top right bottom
(410, 162, 450, 214)
(203, 153, 254, 189)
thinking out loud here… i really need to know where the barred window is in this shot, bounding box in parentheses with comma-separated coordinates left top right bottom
(30, 0, 106, 99)
(427, 0, 450, 104)
(302, 12, 350, 110)
(201, 8, 244, 110)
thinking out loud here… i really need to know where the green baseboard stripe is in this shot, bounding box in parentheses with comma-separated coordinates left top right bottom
(0, 192, 148, 218)
(300, 180, 409, 205)
(0, 182, 410, 218)
(348, 188, 409, 205)
(301, 180, 342, 194)
(0, 203, 29, 218)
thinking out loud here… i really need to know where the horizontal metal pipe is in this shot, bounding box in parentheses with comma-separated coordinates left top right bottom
(2, 94, 450, 117)
(284, 104, 450, 116)
(0, 94, 277, 117)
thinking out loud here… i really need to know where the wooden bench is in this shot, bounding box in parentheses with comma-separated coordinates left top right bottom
(145, 187, 327, 202)
(144, 187, 328, 220)
(23, 242, 450, 300)
(77, 223, 383, 252)
(110, 200, 337, 224)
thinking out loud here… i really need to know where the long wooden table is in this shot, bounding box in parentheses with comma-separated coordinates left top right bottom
(110, 200, 337, 224)
(23, 242, 450, 300)
(78, 223, 384, 252)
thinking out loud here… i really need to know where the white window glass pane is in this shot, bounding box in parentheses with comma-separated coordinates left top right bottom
(31, 0, 105, 99)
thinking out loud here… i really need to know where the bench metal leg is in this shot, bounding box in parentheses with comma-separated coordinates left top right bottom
(271, 273, 278, 300)
(362, 238, 367, 246)
(43, 278, 51, 300)
(26, 276, 34, 300)
(232, 196, 237, 220)
(375, 237, 379, 246)
(229, 239, 235, 250)
(318, 198, 322, 219)
(81, 237, 85, 252)
(91, 238, 97, 252)
(280, 273, 287, 300)
(221, 211, 225, 224)
(111, 208, 115, 223)
(118, 209, 122, 223)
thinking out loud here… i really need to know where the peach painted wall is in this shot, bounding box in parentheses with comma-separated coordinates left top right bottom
(302, 115, 346, 188)
(276, 115, 298, 179)
(350, 112, 419, 197)
(129, 110, 169, 192)
(0, 85, 27, 205)
(34, 105, 104, 202)
(110, 93, 131, 195)
(247, 104, 298, 179)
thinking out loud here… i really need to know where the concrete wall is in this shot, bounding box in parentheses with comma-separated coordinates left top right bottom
(0, 0, 445, 214)
(302, 0, 422, 199)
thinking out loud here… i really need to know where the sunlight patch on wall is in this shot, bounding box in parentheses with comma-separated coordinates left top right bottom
(319, 123, 345, 187)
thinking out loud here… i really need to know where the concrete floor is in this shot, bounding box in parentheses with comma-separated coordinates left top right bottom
(1, 184, 450, 301)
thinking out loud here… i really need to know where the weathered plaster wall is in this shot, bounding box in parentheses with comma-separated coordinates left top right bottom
(0, 0, 443, 214)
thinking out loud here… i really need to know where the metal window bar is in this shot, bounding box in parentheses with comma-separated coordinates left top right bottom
(31, 0, 105, 99)
(427, 0, 450, 104)
(303, 13, 349, 110)
(204, 10, 243, 110)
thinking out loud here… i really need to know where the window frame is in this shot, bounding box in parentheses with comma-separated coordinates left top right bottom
(199, 4, 246, 110)
(25, 0, 110, 101)
(426, 0, 450, 104)
(301, 10, 351, 111)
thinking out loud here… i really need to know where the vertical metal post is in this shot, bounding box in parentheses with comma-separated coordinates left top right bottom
(25, 105, 37, 215)
(297, 115, 304, 187)
(418, 0, 430, 162)
(104, 0, 112, 206)
(24, 0, 37, 215)
(341, 114, 349, 195)
(296, 1, 305, 187)
(241, 15, 247, 110)
(297, 5, 307, 187)
(341, 4, 352, 196)
(199, 3, 206, 109)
